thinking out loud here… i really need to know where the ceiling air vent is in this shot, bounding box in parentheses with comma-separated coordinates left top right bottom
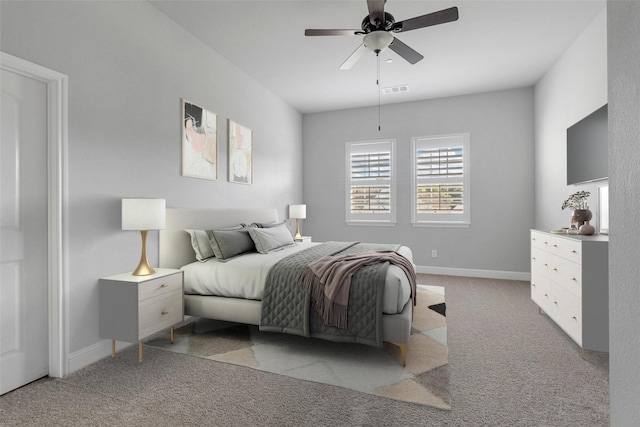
(382, 85, 409, 95)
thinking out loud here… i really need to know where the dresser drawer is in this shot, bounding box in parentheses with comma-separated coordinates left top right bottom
(531, 246, 551, 278)
(547, 235, 582, 264)
(549, 285, 582, 346)
(551, 257, 582, 298)
(138, 290, 183, 340)
(138, 272, 183, 302)
(531, 272, 551, 311)
(530, 231, 548, 250)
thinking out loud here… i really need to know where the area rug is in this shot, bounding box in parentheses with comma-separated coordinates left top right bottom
(147, 285, 449, 409)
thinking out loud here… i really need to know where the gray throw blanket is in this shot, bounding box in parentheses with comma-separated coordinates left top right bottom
(259, 241, 415, 347)
(296, 250, 417, 329)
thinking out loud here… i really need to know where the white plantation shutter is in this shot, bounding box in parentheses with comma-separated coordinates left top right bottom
(412, 134, 470, 226)
(346, 140, 396, 224)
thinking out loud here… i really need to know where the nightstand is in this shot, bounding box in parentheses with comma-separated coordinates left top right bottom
(99, 268, 183, 362)
(295, 236, 312, 243)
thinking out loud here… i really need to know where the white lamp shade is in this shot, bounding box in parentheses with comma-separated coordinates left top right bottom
(122, 198, 166, 230)
(289, 204, 306, 219)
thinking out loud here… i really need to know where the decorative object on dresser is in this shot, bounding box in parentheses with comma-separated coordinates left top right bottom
(99, 268, 184, 363)
(561, 191, 592, 229)
(289, 204, 306, 239)
(121, 198, 166, 276)
(530, 230, 608, 357)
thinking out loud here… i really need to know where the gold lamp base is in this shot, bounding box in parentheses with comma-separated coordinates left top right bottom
(132, 230, 156, 276)
(294, 218, 302, 240)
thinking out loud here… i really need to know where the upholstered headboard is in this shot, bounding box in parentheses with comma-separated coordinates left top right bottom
(159, 208, 279, 269)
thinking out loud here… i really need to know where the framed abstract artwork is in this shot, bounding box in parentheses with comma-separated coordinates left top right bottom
(228, 119, 253, 184)
(182, 99, 217, 180)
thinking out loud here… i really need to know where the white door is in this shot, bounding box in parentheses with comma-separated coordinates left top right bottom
(0, 67, 49, 395)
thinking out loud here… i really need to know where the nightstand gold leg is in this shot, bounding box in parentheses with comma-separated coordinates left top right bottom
(139, 342, 143, 363)
(170, 326, 175, 344)
(111, 340, 115, 357)
(580, 348, 585, 359)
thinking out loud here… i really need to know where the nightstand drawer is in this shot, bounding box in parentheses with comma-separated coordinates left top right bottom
(138, 272, 183, 301)
(138, 289, 183, 339)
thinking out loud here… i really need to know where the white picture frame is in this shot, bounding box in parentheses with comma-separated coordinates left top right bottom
(597, 185, 609, 234)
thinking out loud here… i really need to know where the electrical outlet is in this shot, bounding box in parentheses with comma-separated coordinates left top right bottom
(432, 250, 438, 258)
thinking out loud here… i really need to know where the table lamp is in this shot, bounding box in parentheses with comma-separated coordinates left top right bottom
(289, 204, 306, 239)
(122, 198, 166, 276)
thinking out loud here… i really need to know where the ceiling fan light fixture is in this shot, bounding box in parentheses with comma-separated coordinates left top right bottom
(363, 31, 394, 53)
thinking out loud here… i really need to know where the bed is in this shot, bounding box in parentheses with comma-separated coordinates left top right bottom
(159, 208, 415, 365)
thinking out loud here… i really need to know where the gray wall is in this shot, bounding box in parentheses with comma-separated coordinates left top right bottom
(0, 1, 302, 356)
(608, 1, 640, 423)
(534, 10, 607, 231)
(302, 88, 535, 276)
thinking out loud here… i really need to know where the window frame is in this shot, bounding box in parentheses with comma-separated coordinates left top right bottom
(345, 139, 396, 226)
(411, 133, 470, 227)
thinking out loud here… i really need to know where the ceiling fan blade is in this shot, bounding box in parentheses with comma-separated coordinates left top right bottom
(339, 43, 369, 70)
(367, 0, 385, 27)
(305, 29, 362, 36)
(391, 6, 459, 33)
(388, 37, 424, 64)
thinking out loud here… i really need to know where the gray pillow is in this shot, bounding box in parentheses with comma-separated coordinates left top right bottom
(208, 228, 255, 261)
(249, 221, 281, 228)
(247, 222, 295, 254)
(185, 229, 215, 261)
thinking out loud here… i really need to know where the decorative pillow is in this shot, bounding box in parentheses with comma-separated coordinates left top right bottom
(185, 229, 215, 262)
(247, 222, 295, 254)
(249, 221, 281, 228)
(208, 227, 255, 261)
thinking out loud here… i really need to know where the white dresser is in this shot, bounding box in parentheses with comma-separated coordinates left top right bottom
(530, 230, 608, 355)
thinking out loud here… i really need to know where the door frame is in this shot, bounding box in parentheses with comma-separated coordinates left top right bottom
(1, 52, 69, 378)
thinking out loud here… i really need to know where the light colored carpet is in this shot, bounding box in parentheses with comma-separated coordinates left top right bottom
(147, 285, 449, 409)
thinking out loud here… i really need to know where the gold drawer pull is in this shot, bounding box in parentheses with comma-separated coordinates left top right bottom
(571, 315, 577, 320)
(553, 268, 558, 271)
(161, 311, 169, 316)
(571, 277, 578, 282)
(544, 263, 548, 267)
(544, 293, 548, 297)
(553, 244, 558, 248)
(571, 250, 577, 254)
(553, 301, 558, 305)
(532, 283, 536, 287)
(532, 257, 536, 261)
(544, 241, 548, 245)
(160, 284, 168, 288)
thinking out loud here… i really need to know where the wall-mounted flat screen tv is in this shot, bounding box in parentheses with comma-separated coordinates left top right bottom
(567, 104, 608, 185)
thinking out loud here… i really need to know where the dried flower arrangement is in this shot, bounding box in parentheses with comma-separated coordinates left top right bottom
(562, 191, 591, 211)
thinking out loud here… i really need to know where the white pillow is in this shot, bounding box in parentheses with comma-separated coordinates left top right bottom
(185, 229, 215, 261)
(247, 222, 295, 254)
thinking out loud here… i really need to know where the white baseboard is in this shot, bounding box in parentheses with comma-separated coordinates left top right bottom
(67, 339, 133, 374)
(415, 265, 530, 281)
(67, 317, 195, 374)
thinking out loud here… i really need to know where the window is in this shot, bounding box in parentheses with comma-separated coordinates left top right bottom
(412, 133, 470, 226)
(346, 140, 396, 225)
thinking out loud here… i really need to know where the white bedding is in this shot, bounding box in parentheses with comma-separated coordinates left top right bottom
(181, 242, 413, 315)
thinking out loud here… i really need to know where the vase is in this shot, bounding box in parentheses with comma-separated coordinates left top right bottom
(571, 209, 592, 228)
(578, 220, 596, 235)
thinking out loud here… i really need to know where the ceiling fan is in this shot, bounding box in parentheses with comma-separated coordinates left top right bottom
(305, 0, 459, 70)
